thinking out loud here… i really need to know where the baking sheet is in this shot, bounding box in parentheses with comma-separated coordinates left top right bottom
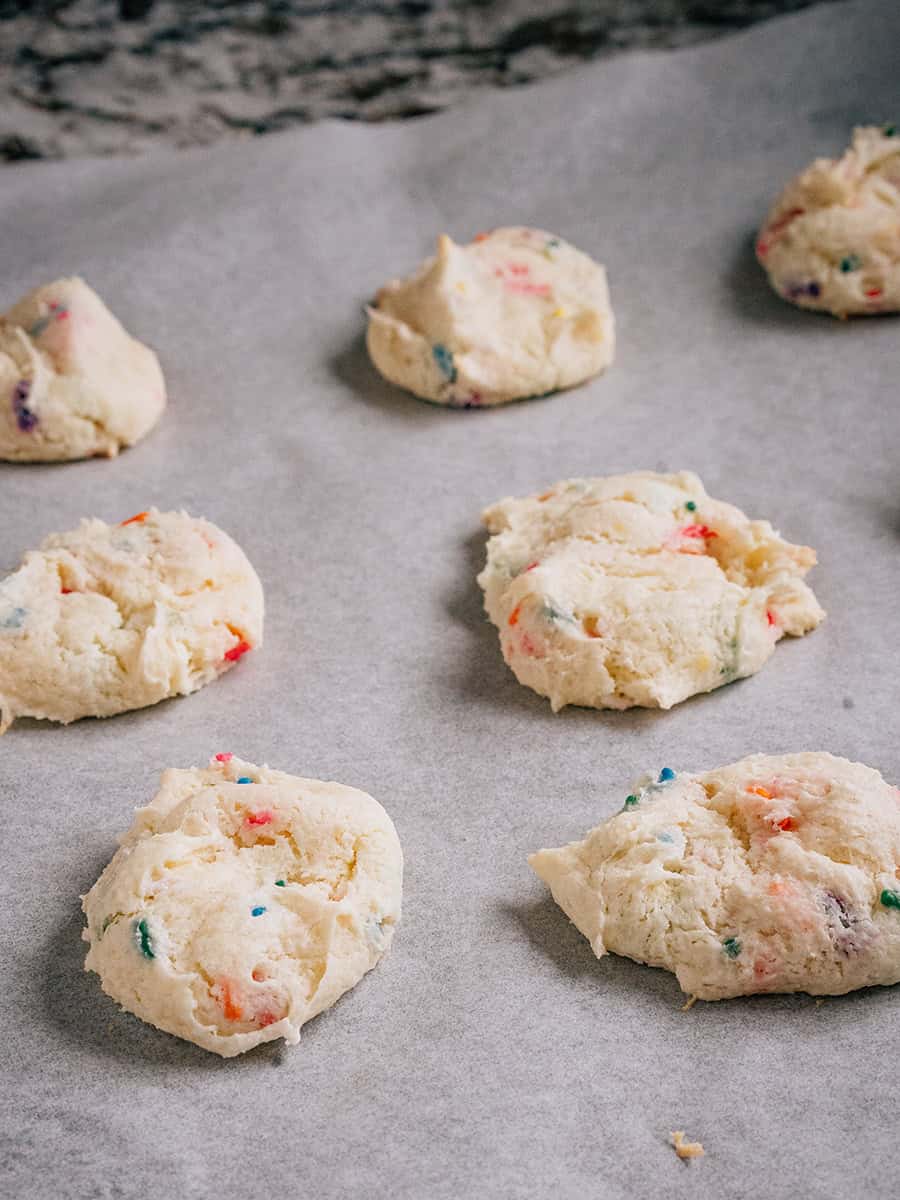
(1, 2, 899, 1196)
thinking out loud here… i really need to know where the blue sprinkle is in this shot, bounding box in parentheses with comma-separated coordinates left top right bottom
(236, 777, 252, 784)
(807, 281, 821, 298)
(0, 606, 26, 630)
(658, 767, 676, 783)
(657, 832, 675, 844)
(251, 906, 267, 917)
(432, 343, 457, 383)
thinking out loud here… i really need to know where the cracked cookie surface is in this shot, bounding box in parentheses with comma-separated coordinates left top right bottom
(478, 470, 823, 711)
(0, 508, 262, 732)
(366, 227, 614, 406)
(82, 755, 403, 1056)
(530, 753, 900, 1000)
(0, 277, 165, 461)
(756, 125, 900, 316)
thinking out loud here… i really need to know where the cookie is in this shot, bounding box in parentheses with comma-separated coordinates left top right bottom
(478, 471, 823, 711)
(0, 277, 165, 461)
(366, 227, 614, 406)
(83, 755, 403, 1056)
(756, 125, 900, 316)
(530, 753, 900, 1000)
(0, 509, 262, 732)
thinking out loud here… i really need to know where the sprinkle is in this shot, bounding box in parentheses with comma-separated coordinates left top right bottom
(880, 889, 900, 910)
(552, 306, 567, 318)
(215, 752, 233, 762)
(523, 561, 540, 573)
(840, 254, 862, 273)
(722, 937, 742, 959)
(473, 231, 490, 242)
(807, 282, 821, 298)
(624, 794, 639, 809)
(766, 610, 776, 627)
(582, 615, 602, 638)
(864, 287, 883, 299)
(224, 640, 251, 663)
(251, 906, 267, 917)
(61, 587, 75, 595)
(748, 785, 772, 799)
(670, 1131, 704, 1161)
(657, 832, 675, 844)
(275, 880, 286, 887)
(658, 767, 676, 783)
(775, 817, 796, 832)
(685, 500, 697, 512)
(432, 343, 457, 383)
(246, 810, 274, 826)
(884, 125, 897, 137)
(680, 524, 718, 540)
(508, 604, 522, 627)
(537, 490, 554, 502)
(219, 980, 243, 1022)
(121, 512, 148, 526)
(28, 301, 68, 338)
(12, 379, 38, 432)
(133, 918, 155, 960)
(0, 606, 26, 630)
(237, 776, 253, 784)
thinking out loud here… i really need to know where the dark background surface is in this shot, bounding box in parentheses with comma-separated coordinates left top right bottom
(2, 0, 842, 160)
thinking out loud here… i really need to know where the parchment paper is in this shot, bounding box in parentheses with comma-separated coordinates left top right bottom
(2, 2, 899, 1196)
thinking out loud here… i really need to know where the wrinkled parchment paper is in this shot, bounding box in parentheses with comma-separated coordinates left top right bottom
(1, 2, 899, 1196)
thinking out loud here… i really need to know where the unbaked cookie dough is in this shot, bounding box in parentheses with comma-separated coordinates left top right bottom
(0, 509, 262, 732)
(0, 276, 165, 461)
(83, 755, 403, 1056)
(756, 125, 900, 316)
(366, 227, 615, 406)
(478, 471, 823, 711)
(530, 753, 900, 1000)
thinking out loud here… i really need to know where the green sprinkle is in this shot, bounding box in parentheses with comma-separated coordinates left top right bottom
(624, 794, 639, 808)
(840, 254, 862, 273)
(884, 124, 897, 137)
(685, 500, 697, 512)
(275, 879, 286, 887)
(880, 888, 900, 910)
(722, 937, 741, 959)
(432, 343, 457, 383)
(134, 918, 155, 960)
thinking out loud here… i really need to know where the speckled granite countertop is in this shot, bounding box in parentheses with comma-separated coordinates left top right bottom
(2, 0, 842, 161)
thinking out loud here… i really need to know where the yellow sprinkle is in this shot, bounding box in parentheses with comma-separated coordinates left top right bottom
(670, 1131, 705, 1160)
(552, 306, 567, 319)
(680, 995, 697, 1012)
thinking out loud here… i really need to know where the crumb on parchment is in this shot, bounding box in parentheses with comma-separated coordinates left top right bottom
(670, 1131, 705, 1161)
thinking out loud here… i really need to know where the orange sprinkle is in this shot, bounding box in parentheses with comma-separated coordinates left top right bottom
(473, 231, 489, 242)
(583, 615, 603, 639)
(121, 511, 148, 526)
(220, 980, 243, 1022)
(537, 490, 554, 502)
(508, 604, 522, 627)
(748, 786, 772, 799)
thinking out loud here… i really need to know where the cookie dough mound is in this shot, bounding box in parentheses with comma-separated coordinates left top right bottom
(531, 753, 900, 1000)
(0, 277, 165, 461)
(83, 756, 403, 1056)
(478, 471, 823, 711)
(0, 509, 262, 732)
(366, 227, 614, 406)
(756, 125, 900, 316)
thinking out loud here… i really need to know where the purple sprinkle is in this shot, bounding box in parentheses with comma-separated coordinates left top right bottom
(11, 379, 38, 432)
(807, 282, 821, 298)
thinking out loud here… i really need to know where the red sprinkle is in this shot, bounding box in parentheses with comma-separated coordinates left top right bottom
(224, 640, 251, 662)
(524, 561, 540, 573)
(508, 604, 522, 628)
(681, 524, 718, 540)
(775, 817, 796, 832)
(865, 288, 883, 298)
(246, 810, 274, 827)
(257, 1010, 279, 1028)
(121, 511, 149, 526)
(766, 610, 776, 626)
(215, 752, 233, 763)
(61, 587, 75, 595)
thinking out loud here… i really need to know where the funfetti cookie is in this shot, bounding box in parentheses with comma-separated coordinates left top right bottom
(478, 471, 823, 712)
(83, 755, 403, 1057)
(756, 125, 900, 316)
(366, 228, 615, 406)
(0, 509, 262, 732)
(0, 277, 165, 461)
(530, 753, 900, 1001)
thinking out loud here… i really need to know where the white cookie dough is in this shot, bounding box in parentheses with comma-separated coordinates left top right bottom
(756, 125, 900, 316)
(478, 471, 823, 711)
(0, 276, 165, 461)
(530, 753, 900, 1001)
(366, 227, 614, 406)
(83, 755, 403, 1057)
(0, 509, 262, 732)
